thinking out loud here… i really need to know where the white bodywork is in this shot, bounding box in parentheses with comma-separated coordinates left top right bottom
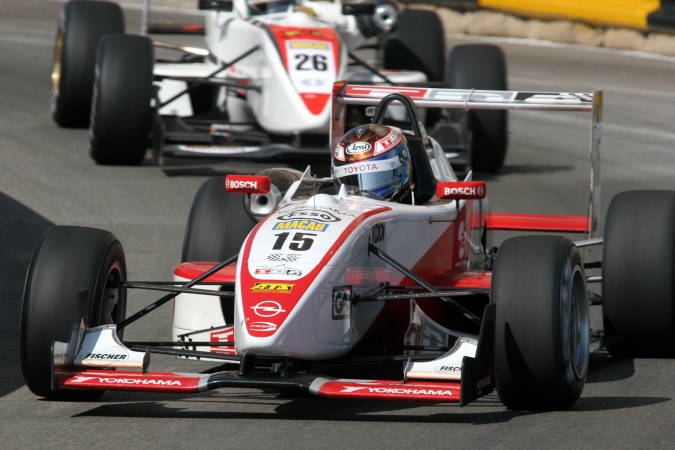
(170, 83, 602, 365)
(172, 146, 481, 361)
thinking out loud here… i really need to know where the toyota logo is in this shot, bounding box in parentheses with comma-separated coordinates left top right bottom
(251, 301, 286, 317)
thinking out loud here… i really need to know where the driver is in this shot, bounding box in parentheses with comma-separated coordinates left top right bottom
(332, 124, 413, 203)
(246, 0, 294, 15)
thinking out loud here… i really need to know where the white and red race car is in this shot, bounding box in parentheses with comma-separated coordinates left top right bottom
(23, 83, 675, 410)
(50, 0, 508, 172)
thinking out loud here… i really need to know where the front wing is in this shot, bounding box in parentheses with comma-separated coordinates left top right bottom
(57, 370, 464, 403)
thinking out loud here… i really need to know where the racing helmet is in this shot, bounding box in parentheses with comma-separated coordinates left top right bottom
(332, 124, 412, 203)
(246, 0, 294, 14)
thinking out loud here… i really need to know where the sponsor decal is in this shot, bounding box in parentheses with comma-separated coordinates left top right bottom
(281, 29, 302, 37)
(301, 79, 326, 87)
(340, 386, 453, 396)
(210, 327, 235, 355)
(84, 353, 127, 361)
(332, 286, 351, 320)
(436, 181, 486, 200)
(254, 265, 303, 276)
(515, 92, 593, 103)
(278, 209, 340, 222)
(476, 370, 493, 392)
(435, 365, 461, 373)
(340, 386, 367, 393)
(444, 186, 483, 197)
(458, 221, 468, 260)
(370, 222, 385, 244)
(225, 175, 271, 193)
(251, 282, 294, 293)
(248, 322, 277, 331)
(346, 142, 372, 155)
(272, 220, 328, 232)
(79, 345, 130, 366)
(70, 376, 97, 383)
(71, 376, 181, 386)
(251, 300, 286, 317)
(345, 86, 429, 99)
(290, 41, 328, 50)
(334, 143, 345, 161)
(374, 129, 402, 155)
(267, 253, 302, 262)
(333, 156, 401, 178)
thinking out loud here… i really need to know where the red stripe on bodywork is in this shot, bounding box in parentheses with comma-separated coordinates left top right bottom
(344, 85, 429, 99)
(316, 379, 460, 402)
(406, 200, 473, 285)
(486, 213, 590, 233)
(300, 93, 330, 115)
(434, 270, 492, 290)
(174, 262, 237, 283)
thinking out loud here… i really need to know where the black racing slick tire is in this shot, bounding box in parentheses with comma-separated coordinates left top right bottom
(20, 226, 127, 400)
(382, 9, 445, 83)
(51, 0, 124, 128)
(602, 190, 675, 357)
(182, 177, 257, 262)
(90, 34, 154, 165)
(449, 44, 508, 173)
(493, 236, 590, 411)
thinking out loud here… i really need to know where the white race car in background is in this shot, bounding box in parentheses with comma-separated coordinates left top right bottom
(50, 0, 508, 172)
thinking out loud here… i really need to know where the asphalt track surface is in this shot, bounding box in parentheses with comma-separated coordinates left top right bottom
(2, 1, 675, 448)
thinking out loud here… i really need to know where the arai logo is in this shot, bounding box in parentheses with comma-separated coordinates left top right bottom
(346, 142, 372, 154)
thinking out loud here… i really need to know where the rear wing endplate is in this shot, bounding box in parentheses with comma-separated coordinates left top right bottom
(331, 82, 603, 238)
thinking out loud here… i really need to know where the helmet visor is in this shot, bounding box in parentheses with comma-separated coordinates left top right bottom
(333, 154, 405, 197)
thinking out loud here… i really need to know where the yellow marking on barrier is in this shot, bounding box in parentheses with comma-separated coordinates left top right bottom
(479, 0, 659, 29)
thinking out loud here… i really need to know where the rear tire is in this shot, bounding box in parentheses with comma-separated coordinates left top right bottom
(20, 226, 127, 400)
(493, 236, 589, 410)
(382, 9, 445, 127)
(383, 9, 445, 83)
(602, 190, 675, 357)
(51, 0, 124, 128)
(449, 44, 508, 172)
(90, 34, 154, 165)
(182, 177, 257, 262)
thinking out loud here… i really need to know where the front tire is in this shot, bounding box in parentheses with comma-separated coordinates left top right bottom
(51, 0, 124, 128)
(182, 177, 257, 262)
(602, 190, 675, 357)
(20, 226, 127, 400)
(90, 34, 154, 165)
(493, 236, 589, 410)
(449, 44, 508, 172)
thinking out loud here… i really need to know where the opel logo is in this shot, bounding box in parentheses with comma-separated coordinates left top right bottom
(251, 301, 286, 317)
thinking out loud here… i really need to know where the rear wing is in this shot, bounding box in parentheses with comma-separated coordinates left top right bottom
(330, 82, 603, 238)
